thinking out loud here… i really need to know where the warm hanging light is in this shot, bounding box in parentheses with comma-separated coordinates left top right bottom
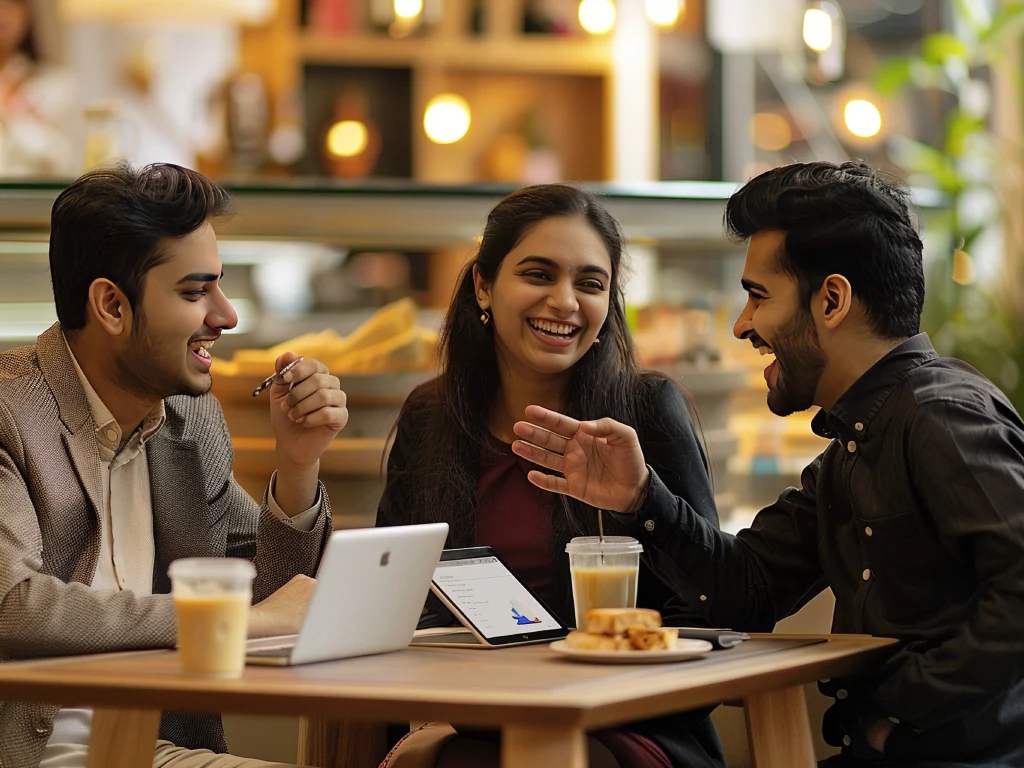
(802, 7, 833, 52)
(578, 0, 615, 34)
(59, 0, 276, 22)
(326, 120, 368, 157)
(646, 0, 682, 27)
(424, 94, 471, 144)
(844, 99, 882, 138)
(393, 0, 423, 20)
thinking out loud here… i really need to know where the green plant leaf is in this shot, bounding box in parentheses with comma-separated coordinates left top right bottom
(954, 0, 985, 34)
(922, 32, 970, 64)
(979, 2, 1024, 50)
(890, 137, 964, 193)
(959, 222, 987, 253)
(875, 57, 915, 97)
(944, 110, 986, 158)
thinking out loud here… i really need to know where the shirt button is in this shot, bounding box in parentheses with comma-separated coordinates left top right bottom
(862, 569, 871, 581)
(699, 594, 707, 602)
(819, 677, 830, 684)
(854, 422, 864, 432)
(837, 689, 848, 700)
(888, 717, 900, 725)
(842, 735, 851, 747)
(644, 519, 655, 532)
(104, 428, 117, 442)
(865, 526, 873, 537)
(847, 441, 857, 453)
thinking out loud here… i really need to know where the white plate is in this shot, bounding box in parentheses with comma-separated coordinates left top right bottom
(549, 638, 713, 664)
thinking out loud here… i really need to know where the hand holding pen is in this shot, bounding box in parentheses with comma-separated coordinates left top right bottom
(258, 352, 349, 471)
(252, 356, 305, 397)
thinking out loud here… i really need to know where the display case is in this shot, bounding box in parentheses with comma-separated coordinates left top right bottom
(0, 179, 946, 526)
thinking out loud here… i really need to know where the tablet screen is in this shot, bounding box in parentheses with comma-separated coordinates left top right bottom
(431, 551, 567, 644)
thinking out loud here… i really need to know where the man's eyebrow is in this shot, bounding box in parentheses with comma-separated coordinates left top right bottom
(176, 272, 223, 284)
(741, 278, 769, 294)
(515, 256, 610, 279)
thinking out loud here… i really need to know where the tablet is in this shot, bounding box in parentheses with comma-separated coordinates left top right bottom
(421, 547, 568, 647)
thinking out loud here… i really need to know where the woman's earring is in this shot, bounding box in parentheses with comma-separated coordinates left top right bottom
(479, 310, 491, 326)
(593, 336, 601, 344)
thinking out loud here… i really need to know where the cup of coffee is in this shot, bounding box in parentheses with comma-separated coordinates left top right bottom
(168, 558, 256, 678)
(565, 537, 643, 630)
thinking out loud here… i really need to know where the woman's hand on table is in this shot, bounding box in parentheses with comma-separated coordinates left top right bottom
(511, 405, 649, 513)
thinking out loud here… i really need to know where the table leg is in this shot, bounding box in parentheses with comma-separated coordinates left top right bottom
(86, 707, 161, 768)
(297, 717, 387, 768)
(744, 685, 816, 768)
(501, 724, 586, 768)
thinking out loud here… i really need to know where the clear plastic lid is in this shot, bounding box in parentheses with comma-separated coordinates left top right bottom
(565, 536, 643, 554)
(167, 557, 256, 582)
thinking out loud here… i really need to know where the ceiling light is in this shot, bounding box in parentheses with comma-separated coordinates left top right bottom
(803, 7, 833, 52)
(424, 94, 471, 144)
(646, 0, 682, 27)
(579, 0, 615, 34)
(844, 99, 882, 138)
(393, 0, 423, 20)
(326, 121, 368, 158)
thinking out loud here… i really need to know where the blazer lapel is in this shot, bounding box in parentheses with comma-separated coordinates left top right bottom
(149, 432, 216, 594)
(37, 325, 105, 576)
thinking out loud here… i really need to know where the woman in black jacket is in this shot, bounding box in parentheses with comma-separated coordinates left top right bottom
(377, 183, 724, 768)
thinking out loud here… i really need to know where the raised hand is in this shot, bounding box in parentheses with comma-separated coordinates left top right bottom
(269, 352, 348, 469)
(510, 405, 649, 513)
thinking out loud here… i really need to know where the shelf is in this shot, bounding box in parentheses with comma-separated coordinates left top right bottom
(300, 33, 613, 76)
(0, 181, 948, 247)
(232, 437, 386, 477)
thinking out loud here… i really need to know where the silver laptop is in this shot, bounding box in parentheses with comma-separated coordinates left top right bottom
(246, 523, 449, 666)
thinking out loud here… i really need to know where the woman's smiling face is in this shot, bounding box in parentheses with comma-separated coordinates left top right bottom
(475, 215, 613, 378)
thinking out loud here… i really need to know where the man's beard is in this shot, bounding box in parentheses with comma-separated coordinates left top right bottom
(114, 314, 211, 402)
(766, 308, 827, 417)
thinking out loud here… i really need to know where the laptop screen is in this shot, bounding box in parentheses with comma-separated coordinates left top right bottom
(431, 552, 567, 644)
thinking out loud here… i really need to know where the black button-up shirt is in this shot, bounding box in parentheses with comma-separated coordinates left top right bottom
(630, 335, 1024, 766)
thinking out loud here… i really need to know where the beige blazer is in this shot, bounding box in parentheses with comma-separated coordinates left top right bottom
(0, 324, 333, 768)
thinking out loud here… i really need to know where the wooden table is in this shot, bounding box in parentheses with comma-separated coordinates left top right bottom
(0, 634, 894, 768)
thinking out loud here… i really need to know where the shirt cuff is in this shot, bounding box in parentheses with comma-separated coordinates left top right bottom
(267, 470, 323, 532)
(627, 466, 686, 547)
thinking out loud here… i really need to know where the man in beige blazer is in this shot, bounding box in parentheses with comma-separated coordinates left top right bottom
(0, 163, 350, 768)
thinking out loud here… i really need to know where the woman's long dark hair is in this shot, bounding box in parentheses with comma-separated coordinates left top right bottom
(389, 184, 694, 569)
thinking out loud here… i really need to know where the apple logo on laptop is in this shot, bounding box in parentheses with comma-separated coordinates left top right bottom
(380, 551, 390, 567)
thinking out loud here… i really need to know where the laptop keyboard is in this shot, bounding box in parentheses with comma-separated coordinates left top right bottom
(246, 645, 294, 657)
(246, 634, 298, 657)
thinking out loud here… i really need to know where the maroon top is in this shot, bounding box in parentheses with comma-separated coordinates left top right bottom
(474, 437, 672, 768)
(475, 437, 557, 606)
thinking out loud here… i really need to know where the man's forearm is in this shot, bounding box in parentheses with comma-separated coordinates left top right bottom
(273, 457, 320, 516)
(0, 576, 176, 658)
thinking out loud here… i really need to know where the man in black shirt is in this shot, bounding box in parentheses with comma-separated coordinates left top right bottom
(510, 161, 1024, 767)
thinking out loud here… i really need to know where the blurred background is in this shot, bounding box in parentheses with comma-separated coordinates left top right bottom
(2, 0, 1021, 762)
(2, 0, 1020, 529)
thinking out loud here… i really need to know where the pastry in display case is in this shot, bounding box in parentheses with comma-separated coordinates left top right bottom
(210, 298, 439, 526)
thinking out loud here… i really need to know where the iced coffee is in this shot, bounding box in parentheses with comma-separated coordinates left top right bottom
(565, 537, 642, 630)
(168, 558, 256, 678)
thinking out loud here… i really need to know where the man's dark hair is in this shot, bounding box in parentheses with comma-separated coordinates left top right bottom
(49, 162, 232, 332)
(725, 160, 925, 340)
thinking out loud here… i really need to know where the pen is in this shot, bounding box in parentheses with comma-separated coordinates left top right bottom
(251, 356, 305, 397)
